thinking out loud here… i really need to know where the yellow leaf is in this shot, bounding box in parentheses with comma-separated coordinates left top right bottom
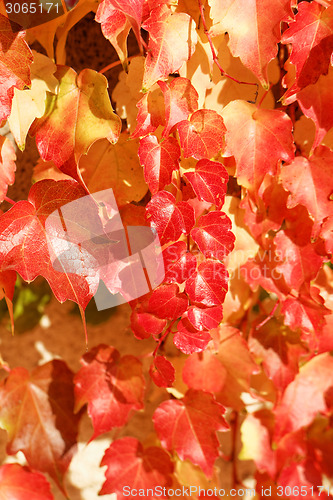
(8, 51, 58, 151)
(79, 134, 148, 206)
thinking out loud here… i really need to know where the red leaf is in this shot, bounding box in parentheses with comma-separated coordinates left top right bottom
(0, 270, 16, 302)
(221, 101, 294, 192)
(153, 389, 228, 477)
(0, 180, 100, 309)
(74, 344, 145, 440)
(184, 159, 228, 207)
(174, 318, 211, 354)
(131, 88, 165, 138)
(158, 77, 198, 137)
(282, 2, 333, 99)
(280, 148, 333, 236)
(182, 351, 227, 393)
(138, 135, 180, 194)
(100, 437, 173, 497)
(148, 283, 188, 319)
(0, 360, 80, 492)
(162, 241, 197, 284)
(274, 353, 333, 438)
(0, 136, 16, 203)
(146, 191, 195, 244)
(149, 355, 175, 387)
(186, 305, 223, 331)
(274, 230, 323, 292)
(142, 5, 197, 90)
(191, 211, 235, 261)
(177, 109, 226, 160)
(0, 15, 33, 122)
(185, 260, 229, 306)
(131, 310, 167, 340)
(0, 464, 54, 500)
(95, 1, 131, 64)
(297, 66, 333, 149)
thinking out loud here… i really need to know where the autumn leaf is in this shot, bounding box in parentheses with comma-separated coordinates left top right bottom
(138, 135, 180, 194)
(74, 344, 145, 440)
(221, 100, 295, 192)
(100, 437, 173, 497)
(0, 179, 100, 309)
(162, 241, 197, 284)
(142, 5, 197, 90)
(274, 353, 333, 438)
(174, 318, 211, 354)
(0, 135, 16, 203)
(8, 51, 58, 151)
(0, 464, 54, 500)
(149, 355, 175, 387)
(131, 309, 167, 339)
(146, 191, 195, 244)
(183, 159, 229, 207)
(131, 87, 165, 138)
(30, 66, 121, 179)
(153, 389, 228, 477)
(177, 109, 226, 160)
(207, 0, 293, 87)
(186, 305, 223, 331)
(182, 350, 227, 393)
(79, 135, 148, 205)
(282, 2, 333, 100)
(158, 77, 199, 137)
(185, 259, 229, 306)
(0, 360, 80, 492)
(148, 283, 189, 320)
(191, 211, 235, 260)
(0, 14, 33, 122)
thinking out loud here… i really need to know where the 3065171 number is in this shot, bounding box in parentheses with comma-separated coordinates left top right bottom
(5, 2, 59, 14)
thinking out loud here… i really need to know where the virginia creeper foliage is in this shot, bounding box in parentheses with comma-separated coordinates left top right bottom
(0, 0, 332, 498)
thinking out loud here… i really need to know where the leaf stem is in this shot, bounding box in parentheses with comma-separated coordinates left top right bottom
(99, 55, 137, 74)
(197, 0, 259, 102)
(255, 299, 280, 330)
(4, 196, 15, 205)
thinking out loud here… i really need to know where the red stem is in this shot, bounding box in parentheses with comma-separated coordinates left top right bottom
(198, 0, 259, 103)
(255, 299, 280, 330)
(4, 196, 15, 205)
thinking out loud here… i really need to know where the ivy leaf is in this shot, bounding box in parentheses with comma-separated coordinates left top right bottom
(186, 305, 223, 331)
(138, 135, 181, 194)
(130, 310, 167, 340)
(30, 67, 121, 179)
(182, 351, 227, 394)
(191, 211, 235, 261)
(0, 135, 16, 203)
(158, 77, 199, 137)
(0, 14, 33, 122)
(0, 464, 54, 500)
(131, 86, 165, 138)
(0, 360, 80, 492)
(207, 0, 293, 87)
(282, 2, 333, 100)
(185, 260, 229, 306)
(100, 437, 173, 497)
(177, 109, 226, 160)
(149, 355, 175, 387)
(0, 179, 100, 310)
(148, 283, 189, 320)
(74, 344, 145, 440)
(162, 241, 197, 284)
(183, 159, 229, 207)
(8, 51, 58, 151)
(221, 100, 295, 192)
(274, 353, 333, 438)
(174, 318, 211, 354)
(296, 66, 333, 149)
(280, 147, 333, 237)
(142, 5, 197, 90)
(79, 135, 148, 206)
(146, 191, 195, 244)
(153, 389, 228, 477)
